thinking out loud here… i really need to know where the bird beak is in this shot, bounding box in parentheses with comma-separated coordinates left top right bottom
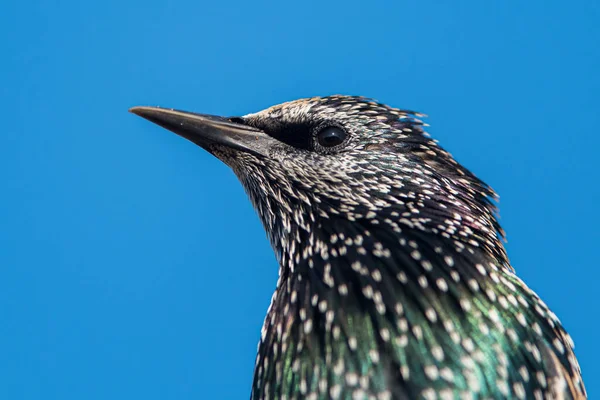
(129, 106, 274, 158)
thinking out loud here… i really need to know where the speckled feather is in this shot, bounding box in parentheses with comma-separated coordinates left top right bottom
(208, 96, 585, 399)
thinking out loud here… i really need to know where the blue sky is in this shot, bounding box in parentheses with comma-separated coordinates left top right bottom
(2, 0, 599, 398)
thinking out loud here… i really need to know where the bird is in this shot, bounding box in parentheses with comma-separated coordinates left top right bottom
(130, 95, 586, 400)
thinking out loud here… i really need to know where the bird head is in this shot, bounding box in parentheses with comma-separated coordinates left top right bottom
(130, 95, 506, 269)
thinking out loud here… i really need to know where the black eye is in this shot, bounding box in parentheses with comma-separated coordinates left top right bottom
(316, 126, 347, 148)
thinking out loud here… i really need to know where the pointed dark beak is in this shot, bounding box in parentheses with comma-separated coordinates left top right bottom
(129, 106, 274, 158)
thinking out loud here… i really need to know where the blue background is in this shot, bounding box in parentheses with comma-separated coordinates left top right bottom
(2, 1, 598, 398)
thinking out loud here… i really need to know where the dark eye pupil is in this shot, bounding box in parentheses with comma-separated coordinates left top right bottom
(317, 126, 347, 147)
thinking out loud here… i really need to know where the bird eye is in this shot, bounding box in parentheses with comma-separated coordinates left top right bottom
(316, 126, 347, 148)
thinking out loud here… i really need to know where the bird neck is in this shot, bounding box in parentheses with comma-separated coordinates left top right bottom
(250, 189, 583, 398)
(252, 206, 509, 396)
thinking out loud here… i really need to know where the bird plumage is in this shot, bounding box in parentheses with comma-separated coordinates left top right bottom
(131, 95, 585, 399)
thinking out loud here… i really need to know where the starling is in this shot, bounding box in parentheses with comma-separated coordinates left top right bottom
(130, 96, 586, 399)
